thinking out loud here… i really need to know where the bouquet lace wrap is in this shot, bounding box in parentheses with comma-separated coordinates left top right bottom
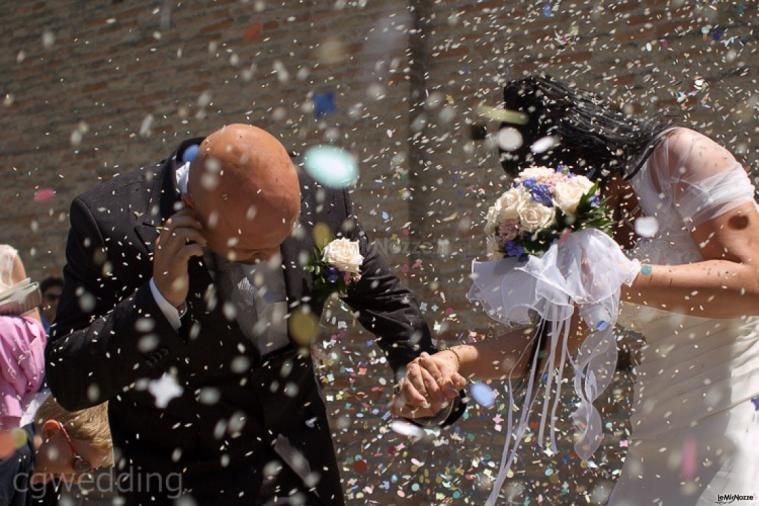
(467, 229, 639, 505)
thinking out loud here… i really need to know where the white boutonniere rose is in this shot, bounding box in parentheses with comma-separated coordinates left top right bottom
(322, 238, 363, 275)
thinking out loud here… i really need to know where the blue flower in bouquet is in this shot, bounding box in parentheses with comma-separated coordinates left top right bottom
(590, 195, 601, 208)
(522, 179, 554, 207)
(504, 240, 526, 258)
(325, 266, 341, 284)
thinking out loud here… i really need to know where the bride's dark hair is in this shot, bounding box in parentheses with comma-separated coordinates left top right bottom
(499, 74, 673, 181)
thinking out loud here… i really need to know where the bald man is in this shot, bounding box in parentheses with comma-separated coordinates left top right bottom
(45, 125, 464, 505)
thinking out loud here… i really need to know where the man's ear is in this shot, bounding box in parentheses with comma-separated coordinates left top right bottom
(41, 420, 61, 439)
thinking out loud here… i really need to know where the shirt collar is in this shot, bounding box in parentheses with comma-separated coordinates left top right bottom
(176, 161, 190, 194)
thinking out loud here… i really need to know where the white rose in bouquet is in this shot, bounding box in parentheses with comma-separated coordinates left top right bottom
(484, 187, 529, 235)
(496, 187, 529, 223)
(516, 166, 556, 181)
(553, 175, 594, 216)
(484, 199, 503, 235)
(322, 238, 363, 274)
(517, 199, 556, 233)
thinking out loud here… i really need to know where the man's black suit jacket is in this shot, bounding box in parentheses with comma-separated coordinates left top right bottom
(45, 138, 464, 505)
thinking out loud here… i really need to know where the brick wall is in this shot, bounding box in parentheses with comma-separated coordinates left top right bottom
(2, 1, 756, 504)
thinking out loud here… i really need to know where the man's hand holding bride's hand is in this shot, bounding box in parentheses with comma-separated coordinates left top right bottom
(391, 351, 467, 419)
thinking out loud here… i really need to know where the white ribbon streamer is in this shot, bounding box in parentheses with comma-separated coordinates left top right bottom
(468, 229, 639, 505)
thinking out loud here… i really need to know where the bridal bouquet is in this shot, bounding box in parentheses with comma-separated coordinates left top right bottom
(469, 166, 640, 506)
(484, 166, 612, 261)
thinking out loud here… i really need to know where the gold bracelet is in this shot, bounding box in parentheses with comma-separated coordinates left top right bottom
(444, 347, 462, 369)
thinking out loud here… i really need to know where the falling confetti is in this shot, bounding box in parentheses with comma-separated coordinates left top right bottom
(316, 36, 348, 64)
(41, 29, 55, 49)
(477, 105, 529, 125)
(243, 23, 263, 43)
(353, 459, 369, 474)
(148, 374, 183, 409)
(303, 145, 358, 189)
(139, 114, 154, 137)
(11, 428, 27, 450)
(312, 91, 337, 119)
(530, 136, 560, 154)
(496, 127, 524, 152)
(555, 32, 570, 46)
(634, 216, 659, 238)
(470, 382, 496, 408)
(680, 437, 697, 480)
(33, 188, 56, 202)
(289, 308, 320, 346)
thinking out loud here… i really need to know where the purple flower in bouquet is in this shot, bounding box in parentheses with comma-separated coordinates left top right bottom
(590, 195, 601, 208)
(522, 179, 554, 207)
(504, 240, 525, 258)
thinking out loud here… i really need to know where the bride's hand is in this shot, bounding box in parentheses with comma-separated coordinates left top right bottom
(418, 350, 468, 398)
(391, 351, 467, 419)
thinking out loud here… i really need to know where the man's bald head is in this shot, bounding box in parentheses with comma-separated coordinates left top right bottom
(185, 124, 300, 262)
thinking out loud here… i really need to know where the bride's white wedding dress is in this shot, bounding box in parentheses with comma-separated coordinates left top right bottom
(609, 129, 759, 505)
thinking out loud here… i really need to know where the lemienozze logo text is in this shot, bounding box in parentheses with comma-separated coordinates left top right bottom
(716, 493, 756, 504)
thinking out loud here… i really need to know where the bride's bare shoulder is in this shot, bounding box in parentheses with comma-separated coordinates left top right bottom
(663, 126, 719, 149)
(657, 127, 739, 175)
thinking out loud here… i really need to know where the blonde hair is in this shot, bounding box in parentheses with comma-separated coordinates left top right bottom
(35, 396, 113, 465)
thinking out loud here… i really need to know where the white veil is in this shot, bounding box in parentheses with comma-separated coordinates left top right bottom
(467, 228, 639, 505)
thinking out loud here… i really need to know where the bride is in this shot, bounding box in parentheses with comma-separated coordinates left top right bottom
(395, 75, 759, 505)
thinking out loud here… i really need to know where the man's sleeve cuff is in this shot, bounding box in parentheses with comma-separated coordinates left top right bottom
(149, 278, 182, 331)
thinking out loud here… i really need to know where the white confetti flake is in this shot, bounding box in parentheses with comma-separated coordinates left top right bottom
(470, 382, 496, 408)
(139, 114, 154, 138)
(148, 374, 183, 409)
(497, 127, 524, 152)
(634, 216, 659, 238)
(530, 136, 560, 154)
(42, 30, 55, 49)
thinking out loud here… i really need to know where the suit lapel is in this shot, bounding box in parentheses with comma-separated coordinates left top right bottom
(132, 137, 221, 334)
(280, 176, 316, 314)
(134, 137, 205, 250)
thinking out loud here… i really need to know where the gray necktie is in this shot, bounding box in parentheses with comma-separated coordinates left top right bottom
(214, 255, 258, 338)
(213, 253, 289, 355)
